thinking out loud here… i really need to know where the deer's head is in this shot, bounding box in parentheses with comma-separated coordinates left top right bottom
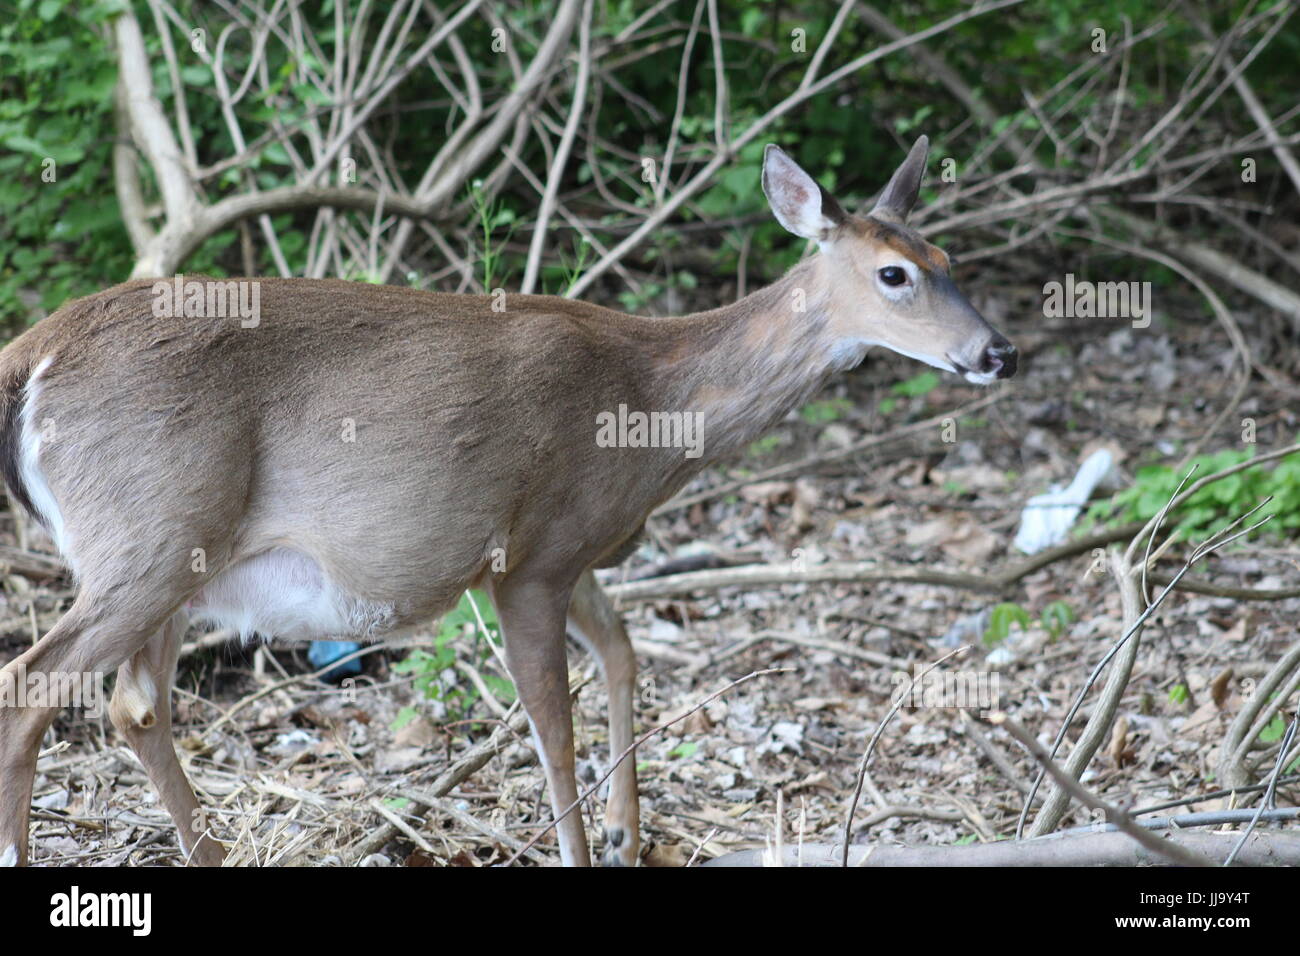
(761, 136, 1016, 384)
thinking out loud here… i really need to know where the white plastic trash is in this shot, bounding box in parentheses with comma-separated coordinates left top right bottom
(1013, 449, 1115, 554)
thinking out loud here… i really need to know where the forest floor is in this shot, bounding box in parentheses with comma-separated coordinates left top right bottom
(7, 273, 1299, 866)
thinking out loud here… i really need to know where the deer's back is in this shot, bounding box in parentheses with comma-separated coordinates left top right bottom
(0, 278, 671, 623)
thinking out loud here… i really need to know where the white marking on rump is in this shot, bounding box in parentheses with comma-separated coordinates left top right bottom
(18, 357, 70, 561)
(187, 547, 396, 642)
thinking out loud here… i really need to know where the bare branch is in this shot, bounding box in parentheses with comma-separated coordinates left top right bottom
(521, 0, 593, 294)
(113, 10, 201, 229)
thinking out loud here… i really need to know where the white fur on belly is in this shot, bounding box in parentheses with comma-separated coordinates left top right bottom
(188, 548, 396, 642)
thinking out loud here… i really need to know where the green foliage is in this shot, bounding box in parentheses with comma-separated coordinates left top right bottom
(1085, 445, 1300, 542)
(892, 371, 941, 398)
(467, 180, 517, 291)
(5, 0, 1296, 329)
(616, 269, 698, 314)
(392, 590, 515, 725)
(880, 371, 940, 413)
(1168, 684, 1189, 705)
(984, 600, 1074, 646)
(799, 397, 851, 424)
(983, 602, 1031, 646)
(1258, 712, 1286, 744)
(747, 434, 784, 458)
(0, 0, 133, 329)
(1039, 600, 1074, 640)
(546, 235, 594, 296)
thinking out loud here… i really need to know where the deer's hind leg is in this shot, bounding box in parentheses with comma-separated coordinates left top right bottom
(0, 587, 189, 865)
(109, 612, 224, 866)
(0, 354, 250, 865)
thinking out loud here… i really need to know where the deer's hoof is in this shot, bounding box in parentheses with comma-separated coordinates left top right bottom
(600, 826, 638, 867)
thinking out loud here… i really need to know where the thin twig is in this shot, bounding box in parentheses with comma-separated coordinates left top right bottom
(841, 645, 970, 867)
(991, 712, 1214, 867)
(503, 667, 788, 865)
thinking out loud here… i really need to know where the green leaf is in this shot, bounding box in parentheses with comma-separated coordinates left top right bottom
(891, 371, 940, 398)
(1040, 600, 1073, 639)
(800, 397, 851, 424)
(180, 64, 211, 86)
(1258, 713, 1286, 744)
(391, 706, 419, 731)
(985, 603, 1031, 646)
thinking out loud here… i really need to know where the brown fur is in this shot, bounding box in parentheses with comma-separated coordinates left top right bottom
(0, 265, 849, 867)
(0, 141, 1012, 867)
(849, 217, 951, 273)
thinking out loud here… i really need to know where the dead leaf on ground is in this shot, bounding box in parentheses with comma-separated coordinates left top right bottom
(1108, 714, 1135, 768)
(904, 514, 999, 564)
(740, 481, 793, 506)
(643, 842, 690, 867)
(1210, 667, 1234, 709)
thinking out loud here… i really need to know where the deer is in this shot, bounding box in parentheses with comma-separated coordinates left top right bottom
(0, 135, 1014, 868)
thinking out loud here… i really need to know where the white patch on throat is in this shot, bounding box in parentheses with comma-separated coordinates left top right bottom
(842, 340, 957, 375)
(827, 338, 872, 371)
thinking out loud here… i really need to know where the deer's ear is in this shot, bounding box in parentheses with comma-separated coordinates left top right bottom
(870, 135, 929, 223)
(762, 145, 846, 241)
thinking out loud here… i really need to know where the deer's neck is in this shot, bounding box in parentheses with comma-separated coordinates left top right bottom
(655, 256, 857, 465)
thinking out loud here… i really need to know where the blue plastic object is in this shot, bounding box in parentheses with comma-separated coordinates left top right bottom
(308, 640, 363, 681)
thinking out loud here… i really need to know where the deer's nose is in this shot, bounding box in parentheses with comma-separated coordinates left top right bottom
(982, 337, 1017, 379)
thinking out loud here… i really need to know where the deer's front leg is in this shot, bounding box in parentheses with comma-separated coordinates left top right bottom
(495, 576, 591, 866)
(567, 569, 640, 866)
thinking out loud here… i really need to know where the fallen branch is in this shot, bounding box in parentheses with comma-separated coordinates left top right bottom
(700, 830, 1300, 867)
(608, 560, 1005, 601)
(0, 545, 65, 580)
(502, 667, 788, 865)
(992, 711, 1214, 867)
(654, 392, 1005, 515)
(606, 523, 1140, 602)
(349, 704, 533, 862)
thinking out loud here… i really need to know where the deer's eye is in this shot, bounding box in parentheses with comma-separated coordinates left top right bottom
(878, 266, 908, 287)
